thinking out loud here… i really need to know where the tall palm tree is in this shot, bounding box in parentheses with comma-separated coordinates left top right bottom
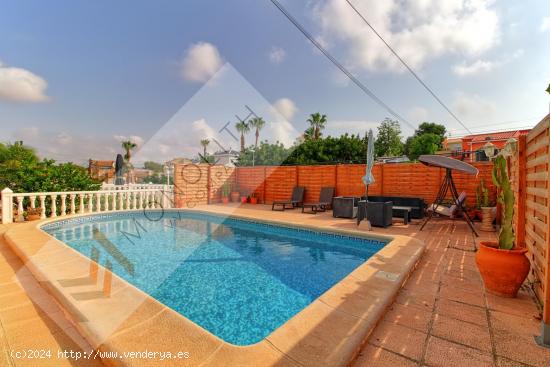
(200, 139, 210, 158)
(121, 140, 137, 183)
(249, 117, 266, 148)
(235, 120, 251, 152)
(307, 113, 327, 140)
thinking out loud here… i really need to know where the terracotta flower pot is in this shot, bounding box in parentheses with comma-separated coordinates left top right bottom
(230, 192, 240, 202)
(250, 197, 258, 204)
(221, 197, 229, 204)
(27, 214, 41, 221)
(475, 241, 530, 297)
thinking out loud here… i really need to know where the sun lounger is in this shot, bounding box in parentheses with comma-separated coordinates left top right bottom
(302, 187, 335, 214)
(272, 186, 305, 211)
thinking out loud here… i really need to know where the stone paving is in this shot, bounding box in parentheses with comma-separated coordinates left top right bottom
(352, 215, 549, 367)
(0, 205, 549, 366)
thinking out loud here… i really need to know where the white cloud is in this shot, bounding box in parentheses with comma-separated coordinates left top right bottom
(180, 42, 223, 82)
(311, 0, 500, 73)
(268, 46, 287, 64)
(453, 92, 496, 119)
(453, 60, 496, 76)
(540, 17, 550, 32)
(0, 60, 49, 102)
(271, 98, 297, 121)
(453, 49, 523, 76)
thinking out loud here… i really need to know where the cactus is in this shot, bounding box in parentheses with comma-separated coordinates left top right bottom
(476, 179, 491, 208)
(492, 155, 515, 250)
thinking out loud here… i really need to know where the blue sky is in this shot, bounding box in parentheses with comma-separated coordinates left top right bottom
(0, 0, 549, 164)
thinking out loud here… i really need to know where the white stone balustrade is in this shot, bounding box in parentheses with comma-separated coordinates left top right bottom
(0, 185, 175, 224)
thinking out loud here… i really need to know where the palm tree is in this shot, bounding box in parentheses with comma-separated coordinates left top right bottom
(121, 140, 137, 183)
(235, 120, 251, 152)
(200, 139, 210, 158)
(249, 117, 266, 148)
(307, 113, 327, 140)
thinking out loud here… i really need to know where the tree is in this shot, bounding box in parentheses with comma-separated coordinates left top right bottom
(200, 139, 210, 159)
(249, 117, 266, 148)
(235, 141, 290, 166)
(121, 140, 137, 162)
(407, 133, 441, 160)
(0, 142, 100, 193)
(143, 161, 163, 173)
(414, 122, 446, 148)
(235, 120, 250, 152)
(374, 118, 403, 157)
(404, 122, 447, 160)
(303, 126, 316, 141)
(307, 113, 327, 140)
(285, 133, 368, 165)
(121, 140, 137, 183)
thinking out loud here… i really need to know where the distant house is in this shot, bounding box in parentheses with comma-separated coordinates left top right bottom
(213, 149, 239, 167)
(88, 159, 115, 183)
(166, 157, 193, 166)
(133, 168, 154, 183)
(440, 129, 530, 162)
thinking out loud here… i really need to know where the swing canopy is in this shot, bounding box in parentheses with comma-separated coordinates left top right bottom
(419, 155, 478, 175)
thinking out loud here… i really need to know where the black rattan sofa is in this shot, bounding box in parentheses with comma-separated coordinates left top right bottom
(365, 196, 426, 219)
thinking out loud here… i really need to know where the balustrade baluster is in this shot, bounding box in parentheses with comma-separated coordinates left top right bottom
(96, 192, 102, 212)
(50, 194, 57, 218)
(110, 192, 115, 210)
(16, 196, 24, 222)
(39, 196, 46, 219)
(70, 194, 76, 214)
(60, 194, 67, 216)
(78, 194, 84, 213)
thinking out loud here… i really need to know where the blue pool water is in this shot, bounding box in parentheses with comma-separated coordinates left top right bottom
(42, 211, 386, 345)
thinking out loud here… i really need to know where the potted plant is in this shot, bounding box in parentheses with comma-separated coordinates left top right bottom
(26, 207, 42, 221)
(230, 184, 240, 202)
(221, 182, 231, 204)
(241, 195, 248, 203)
(478, 179, 495, 231)
(249, 193, 258, 204)
(475, 155, 530, 297)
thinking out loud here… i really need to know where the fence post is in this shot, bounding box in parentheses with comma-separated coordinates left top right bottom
(1, 188, 13, 224)
(516, 135, 527, 247)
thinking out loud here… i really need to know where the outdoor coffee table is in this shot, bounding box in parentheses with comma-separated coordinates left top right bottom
(392, 206, 412, 225)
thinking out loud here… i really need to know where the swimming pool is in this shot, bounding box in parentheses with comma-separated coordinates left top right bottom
(42, 211, 387, 345)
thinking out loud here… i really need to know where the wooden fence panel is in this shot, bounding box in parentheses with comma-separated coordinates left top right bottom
(264, 166, 297, 203)
(523, 115, 550, 315)
(298, 166, 337, 203)
(236, 167, 265, 202)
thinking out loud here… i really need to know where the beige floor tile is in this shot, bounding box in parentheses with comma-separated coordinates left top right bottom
(424, 336, 494, 367)
(368, 321, 427, 361)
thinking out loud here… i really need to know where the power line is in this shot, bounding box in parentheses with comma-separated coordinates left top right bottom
(345, 0, 472, 134)
(269, 0, 415, 130)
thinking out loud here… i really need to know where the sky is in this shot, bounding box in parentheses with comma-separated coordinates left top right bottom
(0, 0, 549, 165)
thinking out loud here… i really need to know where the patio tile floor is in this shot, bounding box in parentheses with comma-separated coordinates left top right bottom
(0, 204, 549, 366)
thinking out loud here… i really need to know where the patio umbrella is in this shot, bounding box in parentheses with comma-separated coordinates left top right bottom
(362, 129, 375, 196)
